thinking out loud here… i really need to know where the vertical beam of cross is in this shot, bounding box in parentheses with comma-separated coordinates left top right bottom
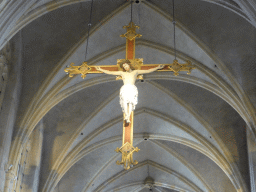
(115, 22, 141, 170)
(123, 113, 133, 145)
(121, 22, 140, 145)
(126, 34, 135, 60)
(121, 22, 141, 60)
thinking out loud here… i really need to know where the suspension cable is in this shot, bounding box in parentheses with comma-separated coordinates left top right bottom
(131, 1, 133, 22)
(85, 0, 94, 61)
(172, 0, 177, 60)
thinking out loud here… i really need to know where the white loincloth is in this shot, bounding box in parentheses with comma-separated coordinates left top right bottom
(119, 84, 138, 112)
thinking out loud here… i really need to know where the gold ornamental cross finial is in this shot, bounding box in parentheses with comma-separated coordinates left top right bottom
(120, 22, 142, 41)
(115, 112, 140, 170)
(169, 59, 196, 76)
(115, 142, 140, 170)
(64, 62, 92, 79)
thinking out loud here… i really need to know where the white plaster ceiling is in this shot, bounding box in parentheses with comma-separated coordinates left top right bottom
(5, 0, 256, 191)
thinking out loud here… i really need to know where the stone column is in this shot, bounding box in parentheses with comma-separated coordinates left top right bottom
(20, 121, 44, 192)
(247, 126, 256, 192)
(0, 35, 22, 192)
(0, 54, 11, 192)
(4, 167, 16, 192)
(0, 55, 6, 75)
(0, 54, 7, 105)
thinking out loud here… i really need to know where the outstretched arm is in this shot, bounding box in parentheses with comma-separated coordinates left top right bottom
(96, 66, 122, 76)
(137, 64, 164, 74)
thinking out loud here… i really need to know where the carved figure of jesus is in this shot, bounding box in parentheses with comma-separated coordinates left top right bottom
(96, 61, 164, 123)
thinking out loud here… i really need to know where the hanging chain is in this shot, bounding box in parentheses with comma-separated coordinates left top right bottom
(131, 1, 133, 22)
(172, 0, 177, 60)
(85, 0, 94, 61)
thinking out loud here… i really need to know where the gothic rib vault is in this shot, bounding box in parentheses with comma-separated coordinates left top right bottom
(0, 0, 256, 192)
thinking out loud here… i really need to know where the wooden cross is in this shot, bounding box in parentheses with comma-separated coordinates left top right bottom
(64, 21, 195, 170)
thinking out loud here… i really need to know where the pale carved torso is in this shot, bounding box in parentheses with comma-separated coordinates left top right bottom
(120, 70, 139, 85)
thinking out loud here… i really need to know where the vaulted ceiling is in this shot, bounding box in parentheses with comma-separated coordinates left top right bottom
(1, 0, 256, 192)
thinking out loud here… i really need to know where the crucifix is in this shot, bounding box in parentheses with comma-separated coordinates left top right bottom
(64, 21, 195, 170)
